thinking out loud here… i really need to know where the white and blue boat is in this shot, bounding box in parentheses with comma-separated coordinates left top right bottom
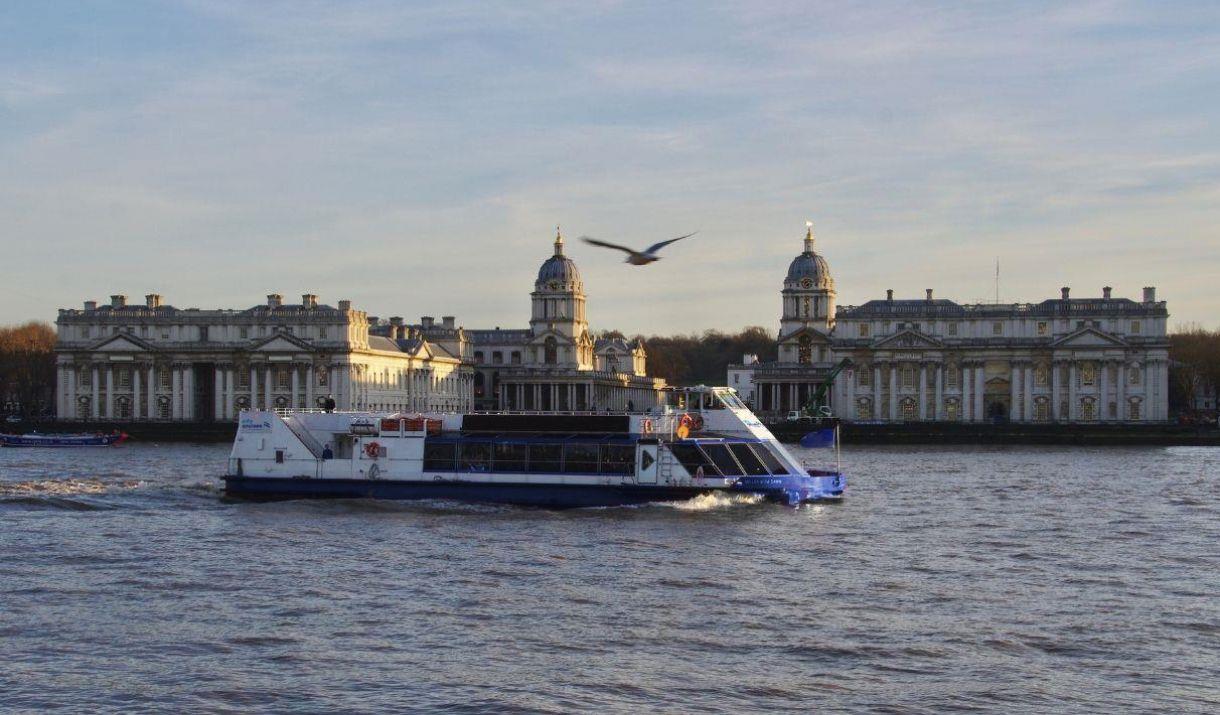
(0, 431, 129, 448)
(223, 386, 845, 508)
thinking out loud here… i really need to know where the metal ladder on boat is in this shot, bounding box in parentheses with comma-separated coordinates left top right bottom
(280, 414, 326, 459)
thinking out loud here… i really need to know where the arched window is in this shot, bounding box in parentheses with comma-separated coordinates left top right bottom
(544, 337, 558, 365)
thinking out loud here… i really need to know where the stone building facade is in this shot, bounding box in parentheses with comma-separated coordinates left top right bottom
(54, 293, 473, 421)
(830, 286, 1170, 423)
(730, 225, 1171, 423)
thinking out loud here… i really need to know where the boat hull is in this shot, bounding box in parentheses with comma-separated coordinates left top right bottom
(0, 433, 127, 448)
(221, 475, 820, 509)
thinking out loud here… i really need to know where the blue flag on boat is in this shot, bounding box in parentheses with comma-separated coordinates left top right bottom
(799, 428, 837, 449)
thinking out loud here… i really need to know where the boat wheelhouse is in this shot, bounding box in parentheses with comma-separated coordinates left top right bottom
(223, 386, 844, 507)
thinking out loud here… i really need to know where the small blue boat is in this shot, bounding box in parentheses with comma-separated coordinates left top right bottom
(0, 431, 129, 448)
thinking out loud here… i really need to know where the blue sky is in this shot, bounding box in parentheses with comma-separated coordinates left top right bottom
(2, 1, 1218, 332)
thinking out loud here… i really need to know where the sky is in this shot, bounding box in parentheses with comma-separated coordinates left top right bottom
(2, 1, 1218, 333)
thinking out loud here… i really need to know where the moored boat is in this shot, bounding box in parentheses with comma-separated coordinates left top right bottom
(0, 431, 129, 448)
(223, 386, 844, 508)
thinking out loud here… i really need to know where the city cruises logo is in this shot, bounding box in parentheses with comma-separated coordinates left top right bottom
(240, 416, 273, 431)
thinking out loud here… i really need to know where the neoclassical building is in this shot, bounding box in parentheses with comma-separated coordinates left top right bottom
(831, 286, 1170, 423)
(54, 293, 473, 421)
(446, 230, 664, 411)
(730, 225, 1171, 423)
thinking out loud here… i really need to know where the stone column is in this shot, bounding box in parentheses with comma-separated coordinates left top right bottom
(64, 365, 75, 419)
(91, 365, 100, 419)
(1009, 362, 1021, 422)
(55, 365, 65, 418)
(1100, 361, 1110, 422)
(888, 365, 898, 422)
(105, 365, 115, 419)
(1116, 360, 1127, 421)
(1023, 364, 1033, 422)
(291, 365, 300, 409)
(171, 367, 181, 420)
(306, 364, 314, 409)
(1051, 360, 1061, 421)
(974, 364, 985, 422)
(1141, 361, 1151, 421)
(845, 369, 856, 419)
(962, 364, 971, 421)
(183, 367, 194, 420)
(147, 365, 156, 418)
(935, 364, 945, 421)
(872, 365, 882, 417)
(249, 365, 258, 410)
(1158, 360, 1168, 421)
(226, 367, 236, 419)
(214, 366, 224, 420)
(133, 367, 141, 420)
(918, 363, 928, 421)
(264, 366, 273, 410)
(1068, 361, 1078, 422)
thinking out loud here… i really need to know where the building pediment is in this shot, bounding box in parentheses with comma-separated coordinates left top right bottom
(1050, 327, 1128, 349)
(250, 333, 314, 352)
(778, 326, 832, 345)
(872, 329, 944, 349)
(89, 333, 155, 352)
(528, 330, 577, 346)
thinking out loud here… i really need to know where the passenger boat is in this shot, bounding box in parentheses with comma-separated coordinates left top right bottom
(222, 386, 845, 508)
(0, 431, 129, 448)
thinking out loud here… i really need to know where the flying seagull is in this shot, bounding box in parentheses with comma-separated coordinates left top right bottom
(579, 231, 697, 265)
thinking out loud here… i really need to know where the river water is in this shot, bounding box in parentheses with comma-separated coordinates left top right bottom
(1, 443, 1218, 714)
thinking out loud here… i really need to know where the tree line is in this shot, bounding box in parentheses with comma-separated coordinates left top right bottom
(0, 322, 57, 417)
(1169, 325, 1220, 418)
(606, 327, 778, 386)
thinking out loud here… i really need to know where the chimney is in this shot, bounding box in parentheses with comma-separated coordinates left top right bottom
(1143, 286, 1156, 302)
(367, 316, 379, 326)
(442, 316, 455, 329)
(110, 294, 127, 308)
(1061, 287, 1070, 300)
(338, 299, 351, 311)
(1103, 286, 1112, 300)
(925, 288, 933, 302)
(267, 293, 282, 308)
(421, 316, 434, 329)
(301, 293, 317, 309)
(145, 294, 162, 309)
(84, 300, 97, 311)
(390, 316, 404, 328)
(886, 289, 893, 301)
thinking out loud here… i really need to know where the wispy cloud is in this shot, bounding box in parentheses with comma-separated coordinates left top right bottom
(1, 0, 1218, 329)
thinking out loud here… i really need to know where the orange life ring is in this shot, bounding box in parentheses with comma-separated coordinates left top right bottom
(364, 441, 381, 459)
(689, 413, 704, 431)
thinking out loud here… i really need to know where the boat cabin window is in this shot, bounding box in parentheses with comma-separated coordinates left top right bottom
(700, 444, 744, 476)
(424, 442, 457, 471)
(717, 392, 746, 410)
(668, 443, 719, 476)
(529, 444, 563, 473)
(755, 445, 791, 475)
(460, 443, 491, 471)
(600, 445, 635, 475)
(563, 444, 599, 474)
(275, 449, 285, 464)
(727, 443, 769, 475)
(493, 443, 528, 472)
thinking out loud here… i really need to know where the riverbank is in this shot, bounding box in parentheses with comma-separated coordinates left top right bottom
(6, 418, 1219, 447)
(767, 420, 1220, 446)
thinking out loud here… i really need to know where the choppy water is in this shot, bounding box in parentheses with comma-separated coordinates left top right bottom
(2, 443, 1218, 714)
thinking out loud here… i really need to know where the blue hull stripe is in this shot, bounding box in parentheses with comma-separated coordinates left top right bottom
(223, 476, 725, 509)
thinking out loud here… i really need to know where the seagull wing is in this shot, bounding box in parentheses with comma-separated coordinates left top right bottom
(644, 231, 697, 255)
(580, 237, 638, 255)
